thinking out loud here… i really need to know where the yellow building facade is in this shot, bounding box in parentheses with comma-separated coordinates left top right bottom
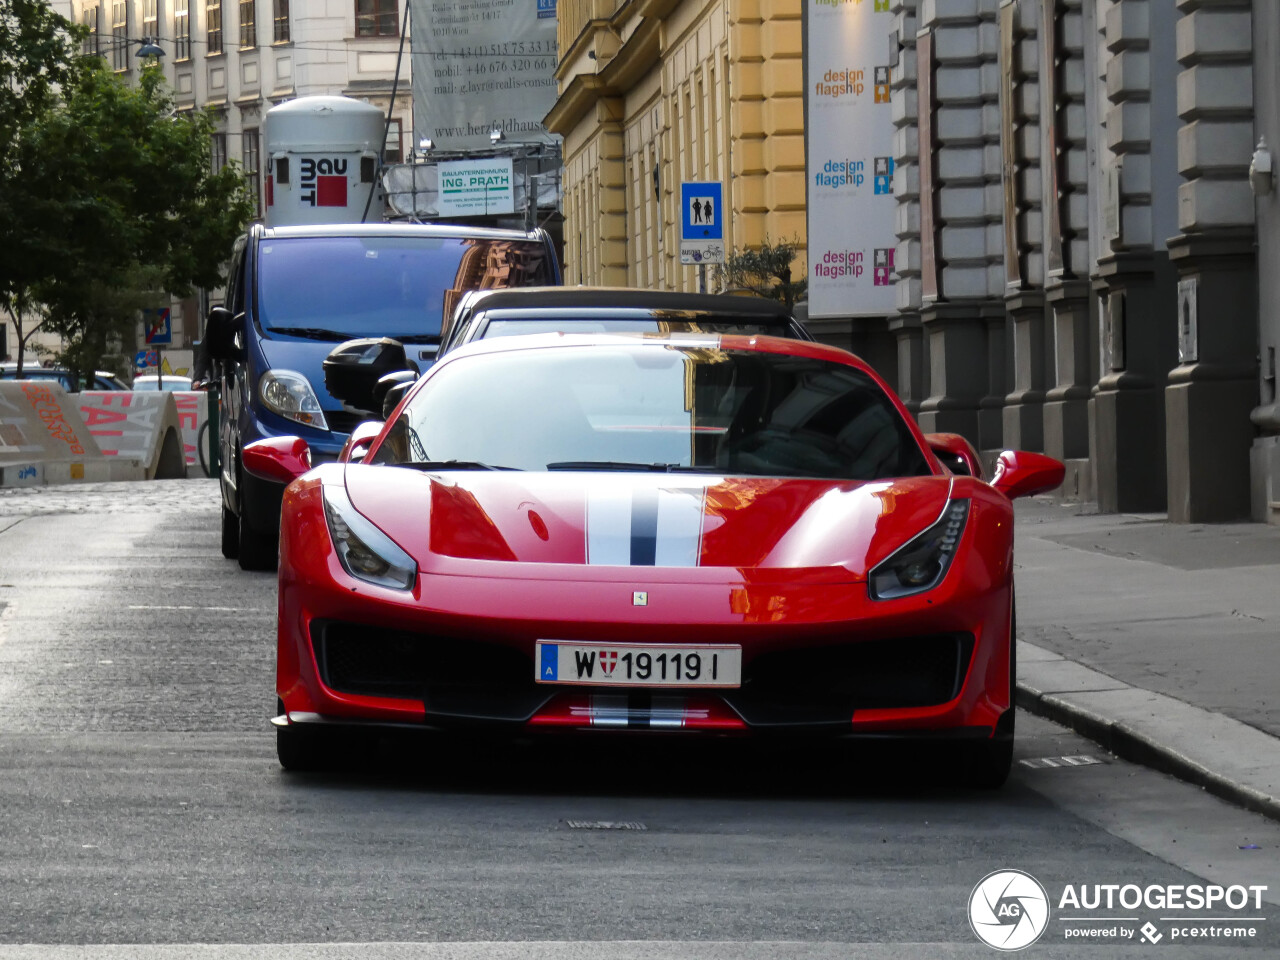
(546, 0, 806, 291)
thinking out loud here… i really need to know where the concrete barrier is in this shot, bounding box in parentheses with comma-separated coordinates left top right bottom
(0, 381, 145, 487)
(172, 391, 212, 477)
(77, 391, 187, 480)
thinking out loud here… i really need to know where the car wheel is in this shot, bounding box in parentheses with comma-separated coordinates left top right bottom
(237, 506, 277, 571)
(220, 503, 239, 559)
(959, 737, 1014, 789)
(276, 723, 327, 772)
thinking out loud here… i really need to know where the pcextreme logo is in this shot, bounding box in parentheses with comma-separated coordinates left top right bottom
(970, 870, 1051, 951)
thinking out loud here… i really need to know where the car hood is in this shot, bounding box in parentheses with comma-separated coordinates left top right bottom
(344, 467, 953, 582)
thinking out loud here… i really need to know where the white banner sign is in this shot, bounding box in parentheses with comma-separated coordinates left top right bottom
(806, 0, 897, 318)
(436, 158, 516, 216)
(409, 0, 560, 151)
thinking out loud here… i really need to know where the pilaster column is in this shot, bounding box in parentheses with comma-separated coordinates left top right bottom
(1088, 0, 1180, 513)
(1000, 0, 1046, 451)
(916, 1, 1003, 443)
(1043, 0, 1093, 495)
(1165, 0, 1258, 521)
(891, 0, 926, 414)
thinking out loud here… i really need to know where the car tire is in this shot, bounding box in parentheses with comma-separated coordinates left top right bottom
(220, 503, 239, 559)
(237, 506, 277, 571)
(276, 723, 327, 772)
(959, 737, 1014, 789)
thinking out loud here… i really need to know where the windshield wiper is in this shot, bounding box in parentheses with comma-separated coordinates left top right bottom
(268, 326, 362, 341)
(398, 460, 521, 472)
(546, 461, 690, 472)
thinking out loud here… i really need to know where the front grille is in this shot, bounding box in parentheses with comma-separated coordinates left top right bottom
(727, 633, 974, 726)
(311, 620, 542, 720)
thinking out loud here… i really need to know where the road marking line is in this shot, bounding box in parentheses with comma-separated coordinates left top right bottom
(126, 605, 265, 612)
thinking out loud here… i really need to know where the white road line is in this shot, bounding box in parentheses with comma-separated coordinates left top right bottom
(0, 945, 1018, 960)
(126, 605, 265, 612)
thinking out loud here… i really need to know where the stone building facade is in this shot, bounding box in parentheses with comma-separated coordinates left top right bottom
(35, 0, 413, 359)
(546, 1, 807, 299)
(545, 0, 1280, 523)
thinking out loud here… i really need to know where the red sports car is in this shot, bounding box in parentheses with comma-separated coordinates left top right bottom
(246, 333, 1063, 785)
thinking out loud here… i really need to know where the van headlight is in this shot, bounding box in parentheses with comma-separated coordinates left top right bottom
(322, 484, 417, 590)
(869, 499, 970, 600)
(259, 370, 329, 430)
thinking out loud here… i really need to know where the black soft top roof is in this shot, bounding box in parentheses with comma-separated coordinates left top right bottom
(464, 286, 795, 319)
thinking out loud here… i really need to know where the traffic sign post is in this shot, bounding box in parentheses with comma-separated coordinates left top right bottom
(680, 181, 725, 292)
(143, 308, 172, 388)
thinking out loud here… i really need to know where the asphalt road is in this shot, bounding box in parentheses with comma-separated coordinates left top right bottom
(0, 480, 1277, 958)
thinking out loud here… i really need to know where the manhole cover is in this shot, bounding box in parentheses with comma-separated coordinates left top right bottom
(1019, 755, 1106, 769)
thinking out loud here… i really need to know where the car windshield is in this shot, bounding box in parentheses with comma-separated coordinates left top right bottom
(257, 236, 555, 341)
(372, 343, 931, 480)
(479, 317, 793, 340)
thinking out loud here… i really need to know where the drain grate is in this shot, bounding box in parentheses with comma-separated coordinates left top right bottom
(565, 820, 647, 831)
(1020, 754, 1106, 769)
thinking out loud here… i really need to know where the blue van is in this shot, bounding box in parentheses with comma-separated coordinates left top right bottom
(205, 221, 561, 569)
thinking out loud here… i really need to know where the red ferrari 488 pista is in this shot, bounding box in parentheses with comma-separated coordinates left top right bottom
(246, 332, 1063, 785)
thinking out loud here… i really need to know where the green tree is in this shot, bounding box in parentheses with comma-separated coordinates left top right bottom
(717, 236, 808, 312)
(0, 0, 84, 371)
(13, 59, 254, 384)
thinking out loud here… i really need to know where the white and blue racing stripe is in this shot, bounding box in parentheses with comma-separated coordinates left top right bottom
(585, 480, 708, 567)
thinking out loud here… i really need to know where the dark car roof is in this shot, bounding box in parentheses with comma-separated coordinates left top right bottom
(459, 286, 795, 318)
(257, 222, 545, 242)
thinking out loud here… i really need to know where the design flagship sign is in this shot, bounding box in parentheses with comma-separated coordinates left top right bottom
(806, 0, 897, 318)
(409, 0, 560, 151)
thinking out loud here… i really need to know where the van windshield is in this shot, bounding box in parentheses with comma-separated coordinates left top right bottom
(256, 236, 555, 341)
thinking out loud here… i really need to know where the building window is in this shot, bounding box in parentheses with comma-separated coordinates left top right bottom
(239, 0, 255, 47)
(211, 132, 227, 173)
(143, 0, 159, 39)
(355, 0, 398, 37)
(243, 129, 260, 214)
(273, 0, 289, 42)
(175, 0, 191, 59)
(207, 1, 223, 54)
(82, 6, 101, 57)
(384, 118, 402, 163)
(111, 1, 128, 70)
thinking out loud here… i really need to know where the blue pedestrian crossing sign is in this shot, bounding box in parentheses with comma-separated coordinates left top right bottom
(680, 181, 725, 265)
(143, 307, 172, 345)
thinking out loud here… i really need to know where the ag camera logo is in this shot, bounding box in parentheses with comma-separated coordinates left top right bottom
(969, 869, 1050, 951)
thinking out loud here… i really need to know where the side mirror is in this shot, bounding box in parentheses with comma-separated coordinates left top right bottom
(990, 450, 1066, 500)
(373, 369, 418, 416)
(340, 420, 384, 463)
(323, 338, 412, 414)
(242, 436, 312, 484)
(924, 432, 984, 480)
(204, 307, 237, 361)
(382, 380, 414, 420)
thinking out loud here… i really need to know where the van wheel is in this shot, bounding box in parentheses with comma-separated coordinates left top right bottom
(220, 503, 239, 559)
(237, 507, 277, 571)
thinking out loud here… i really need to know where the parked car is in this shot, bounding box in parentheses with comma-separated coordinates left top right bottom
(202, 221, 562, 571)
(244, 332, 1065, 782)
(132, 374, 195, 391)
(0, 365, 128, 391)
(437, 287, 813, 359)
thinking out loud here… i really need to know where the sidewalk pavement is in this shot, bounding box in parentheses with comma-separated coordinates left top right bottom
(1012, 497, 1280, 820)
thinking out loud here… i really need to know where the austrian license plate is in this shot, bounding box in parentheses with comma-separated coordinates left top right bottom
(535, 641, 742, 688)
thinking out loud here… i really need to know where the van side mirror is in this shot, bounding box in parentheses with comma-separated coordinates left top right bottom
(204, 307, 238, 361)
(323, 338, 413, 414)
(374, 369, 418, 418)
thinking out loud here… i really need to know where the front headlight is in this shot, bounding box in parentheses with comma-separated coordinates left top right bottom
(259, 370, 329, 431)
(322, 484, 417, 590)
(869, 499, 970, 600)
